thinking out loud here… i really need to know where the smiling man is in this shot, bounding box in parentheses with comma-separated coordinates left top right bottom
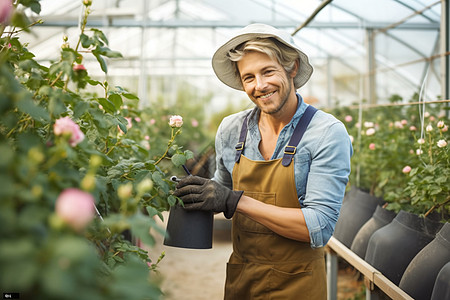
(174, 23, 352, 299)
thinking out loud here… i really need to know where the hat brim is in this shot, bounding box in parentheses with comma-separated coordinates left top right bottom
(212, 28, 313, 91)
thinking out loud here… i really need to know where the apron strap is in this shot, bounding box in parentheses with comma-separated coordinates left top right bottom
(235, 113, 250, 163)
(235, 106, 317, 165)
(281, 105, 318, 167)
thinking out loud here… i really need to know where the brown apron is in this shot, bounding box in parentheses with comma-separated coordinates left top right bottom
(224, 107, 326, 300)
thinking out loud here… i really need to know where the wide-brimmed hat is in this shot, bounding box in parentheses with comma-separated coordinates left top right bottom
(212, 23, 313, 91)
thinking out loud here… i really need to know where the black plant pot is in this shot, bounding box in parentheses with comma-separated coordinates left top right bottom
(333, 187, 384, 248)
(163, 205, 214, 249)
(399, 222, 450, 300)
(431, 261, 450, 300)
(350, 205, 396, 258)
(365, 210, 435, 285)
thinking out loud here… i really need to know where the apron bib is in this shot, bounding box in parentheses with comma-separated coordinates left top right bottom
(224, 106, 326, 300)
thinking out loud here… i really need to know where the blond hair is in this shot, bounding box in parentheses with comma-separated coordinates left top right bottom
(227, 37, 299, 78)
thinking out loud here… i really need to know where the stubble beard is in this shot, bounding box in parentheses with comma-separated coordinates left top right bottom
(258, 79, 292, 115)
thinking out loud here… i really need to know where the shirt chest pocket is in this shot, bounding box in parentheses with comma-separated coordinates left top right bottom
(293, 152, 311, 198)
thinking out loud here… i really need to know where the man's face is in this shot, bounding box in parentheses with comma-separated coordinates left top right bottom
(237, 51, 296, 115)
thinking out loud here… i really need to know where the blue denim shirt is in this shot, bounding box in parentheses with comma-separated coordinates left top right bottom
(213, 94, 352, 248)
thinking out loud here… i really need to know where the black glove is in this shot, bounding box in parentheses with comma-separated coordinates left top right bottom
(173, 176, 243, 219)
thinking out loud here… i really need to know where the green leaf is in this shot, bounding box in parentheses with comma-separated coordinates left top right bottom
(73, 101, 90, 119)
(151, 172, 169, 194)
(108, 94, 123, 110)
(91, 28, 109, 45)
(80, 33, 94, 48)
(171, 153, 186, 167)
(123, 93, 139, 100)
(18, 0, 41, 14)
(184, 150, 194, 160)
(86, 78, 102, 86)
(96, 46, 122, 58)
(49, 96, 67, 117)
(97, 98, 116, 114)
(168, 195, 177, 206)
(92, 52, 108, 73)
(129, 213, 156, 246)
(10, 10, 31, 31)
(116, 116, 128, 134)
(16, 97, 50, 122)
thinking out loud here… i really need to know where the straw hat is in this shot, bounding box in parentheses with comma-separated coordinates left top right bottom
(212, 23, 313, 91)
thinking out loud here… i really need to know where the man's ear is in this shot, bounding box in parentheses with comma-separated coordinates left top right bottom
(290, 59, 299, 79)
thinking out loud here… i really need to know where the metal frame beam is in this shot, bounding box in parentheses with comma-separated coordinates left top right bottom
(34, 19, 441, 31)
(442, 0, 450, 101)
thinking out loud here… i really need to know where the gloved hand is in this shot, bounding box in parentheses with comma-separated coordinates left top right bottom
(173, 176, 243, 219)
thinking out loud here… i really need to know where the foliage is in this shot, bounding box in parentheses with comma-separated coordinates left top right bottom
(330, 94, 449, 219)
(0, 1, 195, 299)
(386, 117, 449, 217)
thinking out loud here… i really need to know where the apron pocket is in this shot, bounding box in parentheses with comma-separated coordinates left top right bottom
(269, 266, 313, 299)
(236, 191, 275, 234)
(224, 263, 248, 300)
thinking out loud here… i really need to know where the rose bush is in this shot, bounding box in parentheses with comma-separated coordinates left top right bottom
(330, 94, 448, 220)
(391, 117, 449, 217)
(0, 1, 204, 299)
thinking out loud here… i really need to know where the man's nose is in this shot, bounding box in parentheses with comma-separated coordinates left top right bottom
(255, 75, 268, 91)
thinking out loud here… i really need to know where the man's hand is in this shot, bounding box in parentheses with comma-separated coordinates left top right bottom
(173, 176, 243, 219)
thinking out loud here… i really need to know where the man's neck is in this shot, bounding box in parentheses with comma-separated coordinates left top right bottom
(258, 93, 298, 136)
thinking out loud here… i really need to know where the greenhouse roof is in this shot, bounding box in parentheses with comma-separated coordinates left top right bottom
(22, 0, 448, 108)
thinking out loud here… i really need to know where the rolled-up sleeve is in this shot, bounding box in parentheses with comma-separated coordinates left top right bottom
(302, 121, 352, 248)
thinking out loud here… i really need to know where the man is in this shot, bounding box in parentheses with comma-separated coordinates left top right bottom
(174, 23, 352, 299)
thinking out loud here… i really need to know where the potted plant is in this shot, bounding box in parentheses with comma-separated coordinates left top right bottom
(365, 111, 449, 285)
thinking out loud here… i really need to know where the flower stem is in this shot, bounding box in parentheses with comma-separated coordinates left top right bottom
(154, 127, 180, 165)
(424, 196, 450, 217)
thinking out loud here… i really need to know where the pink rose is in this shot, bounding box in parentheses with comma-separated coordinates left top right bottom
(54, 116, 85, 147)
(409, 126, 417, 131)
(169, 115, 183, 128)
(55, 188, 95, 231)
(394, 121, 403, 129)
(344, 115, 352, 123)
(73, 64, 86, 71)
(191, 118, 199, 127)
(402, 166, 412, 174)
(0, 0, 13, 25)
(437, 140, 447, 148)
(366, 128, 376, 136)
(369, 143, 376, 150)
